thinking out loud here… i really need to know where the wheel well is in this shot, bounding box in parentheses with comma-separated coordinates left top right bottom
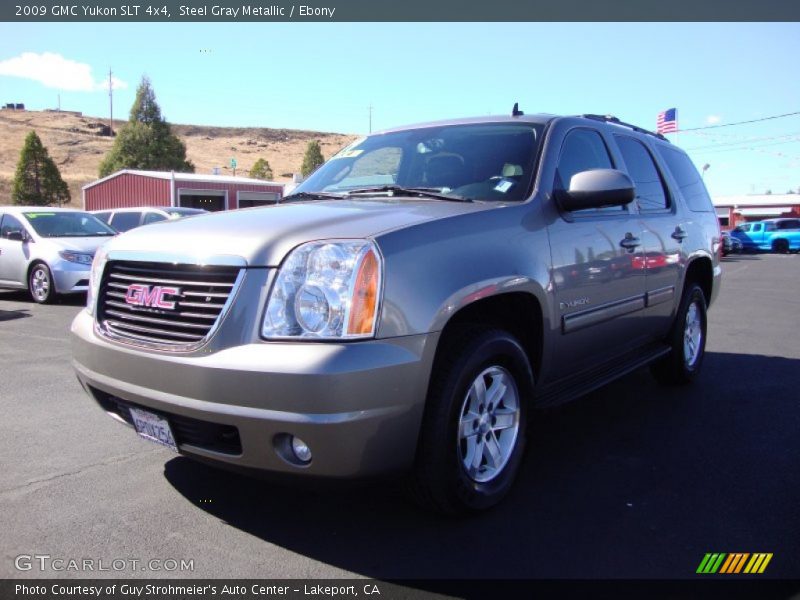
(27, 260, 47, 283)
(684, 257, 713, 305)
(437, 292, 543, 378)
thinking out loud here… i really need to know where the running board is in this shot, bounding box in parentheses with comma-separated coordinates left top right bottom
(534, 342, 671, 408)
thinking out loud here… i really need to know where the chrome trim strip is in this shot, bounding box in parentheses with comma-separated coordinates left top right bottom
(105, 299, 220, 319)
(646, 286, 675, 307)
(562, 295, 645, 334)
(105, 309, 211, 330)
(106, 250, 247, 268)
(109, 272, 235, 288)
(95, 267, 247, 353)
(105, 320, 205, 340)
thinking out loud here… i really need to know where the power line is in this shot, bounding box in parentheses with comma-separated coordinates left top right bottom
(679, 111, 800, 132)
(684, 131, 800, 151)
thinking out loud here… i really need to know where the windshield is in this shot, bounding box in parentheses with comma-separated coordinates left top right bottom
(23, 211, 116, 238)
(293, 122, 543, 202)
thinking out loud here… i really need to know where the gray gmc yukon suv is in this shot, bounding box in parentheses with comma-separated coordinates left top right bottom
(72, 112, 721, 513)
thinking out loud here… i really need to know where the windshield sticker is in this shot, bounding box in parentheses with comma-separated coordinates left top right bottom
(330, 149, 364, 160)
(494, 180, 514, 193)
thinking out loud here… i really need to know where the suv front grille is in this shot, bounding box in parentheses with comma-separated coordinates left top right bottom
(97, 260, 242, 350)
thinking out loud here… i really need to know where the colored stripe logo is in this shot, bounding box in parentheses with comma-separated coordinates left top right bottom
(697, 553, 773, 574)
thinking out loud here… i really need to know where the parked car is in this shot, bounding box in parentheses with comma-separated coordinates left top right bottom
(730, 218, 800, 253)
(72, 112, 721, 513)
(92, 207, 207, 233)
(720, 231, 743, 256)
(0, 206, 116, 303)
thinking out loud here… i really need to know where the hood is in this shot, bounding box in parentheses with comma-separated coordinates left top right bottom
(104, 199, 497, 266)
(44, 236, 113, 254)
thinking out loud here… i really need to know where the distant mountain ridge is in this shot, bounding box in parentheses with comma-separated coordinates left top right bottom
(0, 109, 356, 206)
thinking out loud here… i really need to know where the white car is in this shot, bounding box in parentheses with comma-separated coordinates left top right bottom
(92, 207, 206, 233)
(0, 206, 116, 303)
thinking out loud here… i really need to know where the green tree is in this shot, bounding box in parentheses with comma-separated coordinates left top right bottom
(300, 140, 324, 177)
(99, 76, 194, 177)
(12, 131, 70, 206)
(249, 158, 274, 180)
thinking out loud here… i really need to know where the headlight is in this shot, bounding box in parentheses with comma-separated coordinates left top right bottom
(86, 246, 108, 316)
(59, 250, 94, 265)
(262, 240, 382, 340)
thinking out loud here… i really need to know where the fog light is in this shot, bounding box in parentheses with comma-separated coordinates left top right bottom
(291, 436, 312, 463)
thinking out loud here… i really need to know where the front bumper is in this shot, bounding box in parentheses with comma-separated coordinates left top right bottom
(52, 260, 91, 294)
(71, 310, 437, 478)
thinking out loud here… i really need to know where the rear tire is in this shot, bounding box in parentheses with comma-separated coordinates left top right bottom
(651, 283, 707, 385)
(28, 262, 56, 304)
(772, 239, 790, 254)
(407, 326, 533, 514)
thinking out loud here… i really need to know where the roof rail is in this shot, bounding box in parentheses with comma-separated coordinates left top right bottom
(580, 114, 669, 142)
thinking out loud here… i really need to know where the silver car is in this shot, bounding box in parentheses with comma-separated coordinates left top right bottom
(0, 206, 116, 303)
(72, 113, 721, 513)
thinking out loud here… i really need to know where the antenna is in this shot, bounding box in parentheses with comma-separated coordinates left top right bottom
(108, 67, 113, 136)
(368, 103, 373, 133)
(512, 102, 524, 117)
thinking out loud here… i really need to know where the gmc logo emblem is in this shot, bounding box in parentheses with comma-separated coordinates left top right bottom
(125, 284, 181, 310)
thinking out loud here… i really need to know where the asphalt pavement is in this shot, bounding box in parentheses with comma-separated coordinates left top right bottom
(1, 253, 798, 584)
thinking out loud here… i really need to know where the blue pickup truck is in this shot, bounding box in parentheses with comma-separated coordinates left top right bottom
(731, 218, 800, 253)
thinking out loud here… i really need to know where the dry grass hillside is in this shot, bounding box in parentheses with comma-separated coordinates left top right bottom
(0, 109, 358, 207)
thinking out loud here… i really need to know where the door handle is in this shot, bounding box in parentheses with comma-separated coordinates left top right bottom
(672, 227, 688, 242)
(619, 234, 641, 251)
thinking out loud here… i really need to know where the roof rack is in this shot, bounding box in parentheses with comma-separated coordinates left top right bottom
(581, 114, 669, 142)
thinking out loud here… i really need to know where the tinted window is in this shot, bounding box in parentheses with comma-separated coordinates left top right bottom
(556, 128, 623, 213)
(734, 224, 751, 233)
(656, 145, 713, 212)
(94, 211, 112, 224)
(616, 136, 669, 211)
(1, 215, 24, 238)
(776, 219, 800, 230)
(143, 211, 167, 225)
(110, 211, 143, 232)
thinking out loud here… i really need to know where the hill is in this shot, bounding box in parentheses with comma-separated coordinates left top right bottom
(0, 109, 357, 207)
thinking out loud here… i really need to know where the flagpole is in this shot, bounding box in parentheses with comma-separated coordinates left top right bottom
(675, 109, 679, 146)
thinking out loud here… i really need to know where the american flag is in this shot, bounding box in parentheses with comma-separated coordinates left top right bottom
(657, 108, 678, 134)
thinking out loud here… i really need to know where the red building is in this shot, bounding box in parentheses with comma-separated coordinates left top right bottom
(83, 170, 284, 212)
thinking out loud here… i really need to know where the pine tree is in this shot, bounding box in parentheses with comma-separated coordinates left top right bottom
(249, 158, 274, 180)
(99, 76, 194, 177)
(300, 140, 325, 177)
(12, 131, 70, 206)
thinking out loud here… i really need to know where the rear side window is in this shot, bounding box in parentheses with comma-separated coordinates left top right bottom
(616, 136, 669, 212)
(776, 219, 800, 230)
(143, 211, 167, 225)
(110, 211, 142, 232)
(94, 211, 111, 224)
(656, 145, 713, 212)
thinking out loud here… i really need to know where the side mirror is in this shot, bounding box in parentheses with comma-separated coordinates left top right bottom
(6, 231, 24, 242)
(559, 168, 635, 211)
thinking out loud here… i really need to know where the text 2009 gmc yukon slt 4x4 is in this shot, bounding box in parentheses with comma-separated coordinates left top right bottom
(72, 111, 721, 513)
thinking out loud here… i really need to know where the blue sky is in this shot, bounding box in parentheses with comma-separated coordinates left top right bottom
(1, 22, 799, 196)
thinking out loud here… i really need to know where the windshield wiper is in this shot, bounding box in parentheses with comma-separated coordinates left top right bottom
(344, 185, 473, 203)
(282, 191, 346, 202)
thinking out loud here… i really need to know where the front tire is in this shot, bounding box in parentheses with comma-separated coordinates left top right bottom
(651, 283, 707, 385)
(29, 262, 56, 304)
(408, 326, 533, 514)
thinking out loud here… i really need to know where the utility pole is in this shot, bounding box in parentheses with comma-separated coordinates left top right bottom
(108, 67, 113, 136)
(368, 104, 373, 133)
(57, 94, 60, 111)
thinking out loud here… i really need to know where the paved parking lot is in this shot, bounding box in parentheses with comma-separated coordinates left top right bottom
(1, 253, 798, 583)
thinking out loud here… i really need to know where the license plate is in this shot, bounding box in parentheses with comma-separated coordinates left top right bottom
(129, 407, 178, 452)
